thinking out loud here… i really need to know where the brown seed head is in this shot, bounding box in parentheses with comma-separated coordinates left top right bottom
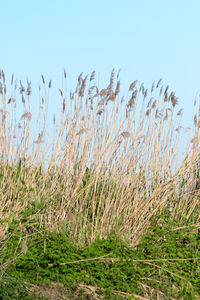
(143, 88, 148, 99)
(164, 93, 168, 102)
(78, 72, 83, 85)
(63, 100, 66, 113)
(177, 109, 183, 116)
(170, 92, 178, 107)
(108, 92, 116, 102)
(22, 95, 25, 104)
(97, 109, 104, 115)
(121, 131, 130, 138)
(88, 85, 96, 96)
(20, 112, 32, 120)
(155, 108, 159, 118)
(139, 83, 144, 93)
(145, 109, 150, 116)
(107, 69, 115, 93)
(151, 81, 155, 93)
(152, 100, 156, 109)
(2, 70, 5, 83)
(164, 85, 169, 95)
(100, 89, 107, 97)
(59, 88, 63, 97)
(79, 75, 88, 97)
(117, 69, 121, 78)
(26, 81, 32, 95)
(90, 70, 96, 82)
(41, 74, 45, 84)
(159, 86, 163, 96)
(129, 80, 138, 91)
(127, 90, 137, 107)
(147, 97, 153, 108)
(20, 81, 25, 93)
(156, 78, 162, 88)
(64, 69, 67, 79)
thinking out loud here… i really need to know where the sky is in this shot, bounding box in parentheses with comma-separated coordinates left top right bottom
(1, 0, 200, 165)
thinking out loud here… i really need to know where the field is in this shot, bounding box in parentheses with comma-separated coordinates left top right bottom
(0, 69, 200, 299)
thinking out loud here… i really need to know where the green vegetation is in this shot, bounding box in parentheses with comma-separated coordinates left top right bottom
(1, 214, 200, 299)
(0, 70, 200, 298)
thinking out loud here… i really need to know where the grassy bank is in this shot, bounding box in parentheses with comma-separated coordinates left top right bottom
(0, 70, 200, 298)
(1, 213, 200, 299)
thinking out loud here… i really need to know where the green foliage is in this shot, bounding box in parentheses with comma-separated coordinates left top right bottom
(1, 216, 199, 299)
(0, 274, 45, 299)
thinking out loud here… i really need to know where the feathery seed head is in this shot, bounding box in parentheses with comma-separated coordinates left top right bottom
(156, 78, 162, 88)
(64, 69, 66, 79)
(100, 89, 107, 97)
(145, 109, 150, 116)
(152, 100, 156, 109)
(20, 112, 32, 120)
(63, 100, 66, 113)
(97, 109, 104, 115)
(22, 95, 25, 104)
(90, 70, 96, 82)
(19, 81, 25, 93)
(129, 80, 138, 91)
(11, 73, 14, 85)
(59, 88, 63, 97)
(159, 86, 163, 96)
(164, 93, 168, 102)
(151, 81, 155, 93)
(41, 74, 45, 84)
(177, 109, 183, 116)
(147, 97, 153, 108)
(170, 92, 178, 107)
(121, 131, 130, 138)
(164, 85, 169, 95)
(26, 80, 32, 95)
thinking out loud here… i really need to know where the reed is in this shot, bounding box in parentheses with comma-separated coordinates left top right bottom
(0, 69, 200, 246)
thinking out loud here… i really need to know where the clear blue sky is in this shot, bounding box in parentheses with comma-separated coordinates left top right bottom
(1, 0, 200, 155)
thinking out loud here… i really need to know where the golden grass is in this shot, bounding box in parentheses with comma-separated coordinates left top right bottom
(0, 69, 200, 246)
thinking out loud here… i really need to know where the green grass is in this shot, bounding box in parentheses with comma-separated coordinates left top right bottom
(1, 211, 199, 299)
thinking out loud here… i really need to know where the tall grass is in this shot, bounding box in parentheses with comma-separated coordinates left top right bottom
(0, 69, 200, 246)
